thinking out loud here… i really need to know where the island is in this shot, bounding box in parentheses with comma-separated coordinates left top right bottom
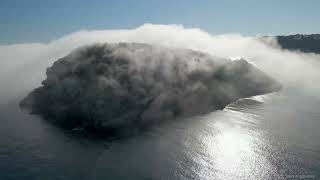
(20, 43, 281, 135)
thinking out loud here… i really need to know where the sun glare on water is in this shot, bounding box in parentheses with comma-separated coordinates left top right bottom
(185, 102, 277, 180)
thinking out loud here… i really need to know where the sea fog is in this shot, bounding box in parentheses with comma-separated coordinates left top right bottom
(0, 24, 320, 179)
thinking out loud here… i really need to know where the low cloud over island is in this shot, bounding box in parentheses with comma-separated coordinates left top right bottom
(1, 24, 320, 134)
(20, 43, 280, 133)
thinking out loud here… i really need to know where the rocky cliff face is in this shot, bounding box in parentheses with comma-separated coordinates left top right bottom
(20, 43, 281, 134)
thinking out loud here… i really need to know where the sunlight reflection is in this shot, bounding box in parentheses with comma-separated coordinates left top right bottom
(194, 109, 274, 179)
(214, 127, 255, 178)
(181, 95, 280, 179)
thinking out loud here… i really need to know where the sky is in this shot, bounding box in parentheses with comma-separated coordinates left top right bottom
(1, 0, 320, 44)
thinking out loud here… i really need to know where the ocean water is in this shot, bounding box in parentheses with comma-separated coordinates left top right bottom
(0, 90, 320, 180)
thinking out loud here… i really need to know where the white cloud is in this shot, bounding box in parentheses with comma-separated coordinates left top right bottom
(1, 24, 320, 104)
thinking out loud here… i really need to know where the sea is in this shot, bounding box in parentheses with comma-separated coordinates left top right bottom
(0, 89, 320, 179)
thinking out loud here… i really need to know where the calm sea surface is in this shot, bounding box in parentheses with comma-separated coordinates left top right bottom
(1, 90, 320, 179)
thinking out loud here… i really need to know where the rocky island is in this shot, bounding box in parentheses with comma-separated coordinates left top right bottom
(20, 43, 281, 135)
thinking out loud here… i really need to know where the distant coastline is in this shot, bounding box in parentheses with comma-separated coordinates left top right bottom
(275, 34, 320, 54)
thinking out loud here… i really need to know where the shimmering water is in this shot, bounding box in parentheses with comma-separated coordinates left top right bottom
(1, 90, 320, 179)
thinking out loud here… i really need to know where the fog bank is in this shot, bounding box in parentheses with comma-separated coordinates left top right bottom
(20, 43, 280, 132)
(1, 24, 320, 104)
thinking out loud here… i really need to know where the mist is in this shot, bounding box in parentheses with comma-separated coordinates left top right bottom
(18, 42, 280, 132)
(1, 24, 320, 105)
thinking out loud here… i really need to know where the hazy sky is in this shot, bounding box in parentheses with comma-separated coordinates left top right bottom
(1, 0, 320, 44)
